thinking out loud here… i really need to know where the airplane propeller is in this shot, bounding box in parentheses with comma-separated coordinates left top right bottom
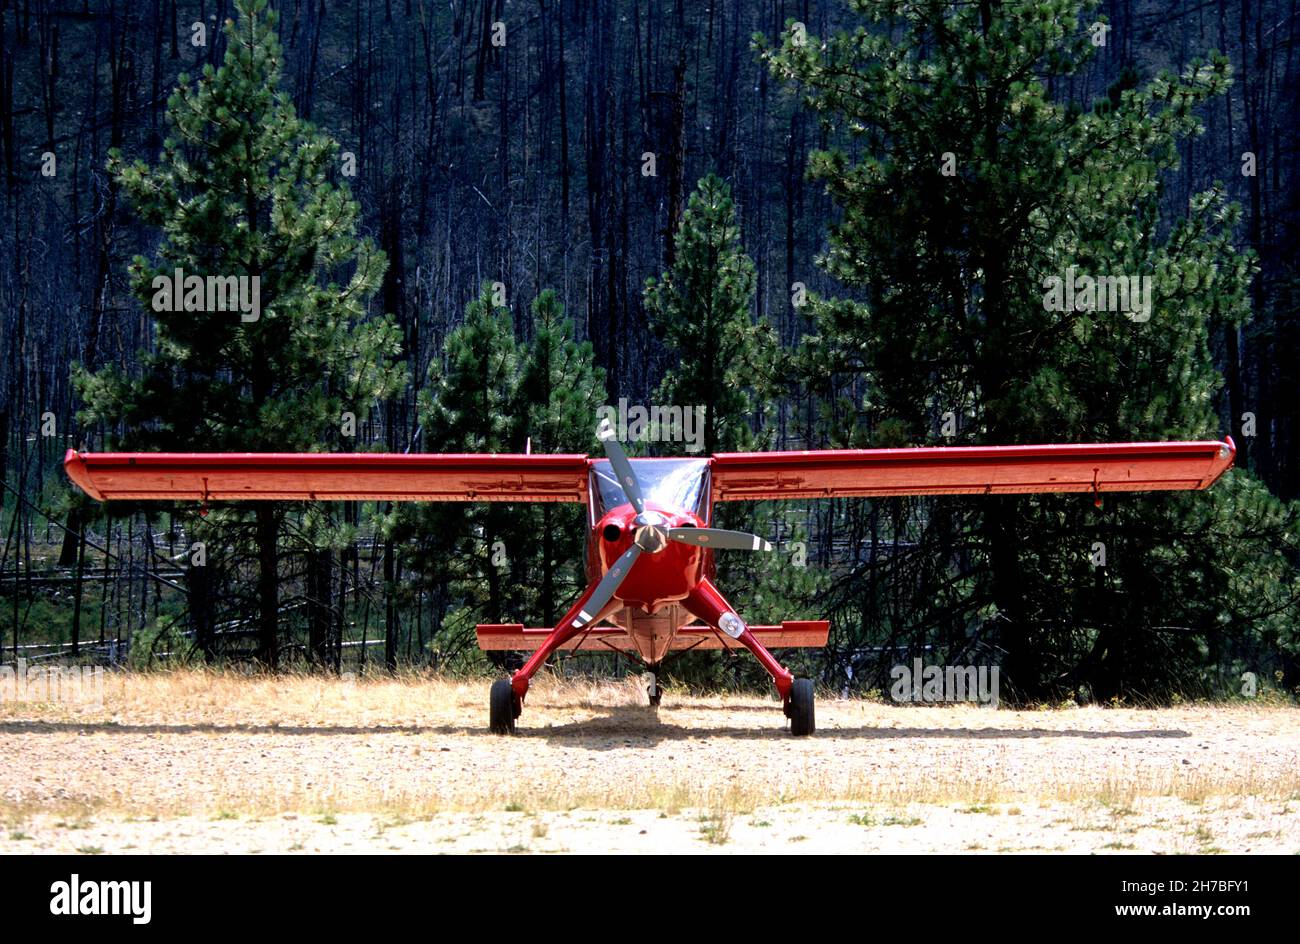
(575, 420, 772, 629)
(571, 543, 643, 629)
(597, 418, 646, 514)
(666, 526, 772, 551)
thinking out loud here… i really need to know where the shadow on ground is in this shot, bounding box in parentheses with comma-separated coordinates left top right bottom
(0, 709, 1190, 746)
(528, 705, 1189, 748)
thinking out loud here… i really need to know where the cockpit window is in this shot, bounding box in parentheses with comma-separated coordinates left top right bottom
(590, 458, 709, 518)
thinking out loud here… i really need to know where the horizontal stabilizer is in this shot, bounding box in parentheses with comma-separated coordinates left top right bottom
(475, 620, 829, 652)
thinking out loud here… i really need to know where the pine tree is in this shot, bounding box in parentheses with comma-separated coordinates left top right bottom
(645, 173, 777, 455)
(763, 0, 1300, 700)
(645, 174, 820, 689)
(391, 285, 604, 661)
(74, 0, 405, 666)
(513, 290, 606, 624)
(406, 284, 520, 642)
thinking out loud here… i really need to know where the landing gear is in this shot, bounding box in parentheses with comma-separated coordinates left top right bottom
(785, 678, 815, 737)
(646, 671, 662, 707)
(488, 583, 617, 735)
(685, 579, 816, 736)
(490, 679, 518, 735)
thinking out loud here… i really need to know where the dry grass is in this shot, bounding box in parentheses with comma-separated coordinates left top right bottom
(1, 669, 1298, 822)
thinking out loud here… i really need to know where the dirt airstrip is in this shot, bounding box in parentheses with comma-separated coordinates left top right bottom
(1, 672, 1296, 853)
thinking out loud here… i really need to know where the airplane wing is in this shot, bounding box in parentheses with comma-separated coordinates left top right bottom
(710, 438, 1235, 501)
(65, 438, 1237, 504)
(64, 450, 590, 503)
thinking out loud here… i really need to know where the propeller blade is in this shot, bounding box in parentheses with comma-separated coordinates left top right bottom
(597, 417, 645, 514)
(667, 527, 773, 551)
(570, 543, 643, 629)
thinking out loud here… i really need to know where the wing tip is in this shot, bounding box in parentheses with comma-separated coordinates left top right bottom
(1200, 435, 1236, 489)
(63, 449, 106, 501)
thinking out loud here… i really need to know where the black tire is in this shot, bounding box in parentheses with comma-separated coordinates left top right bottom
(788, 678, 815, 736)
(490, 679, 517, 735)
(647, 671, 662, 707)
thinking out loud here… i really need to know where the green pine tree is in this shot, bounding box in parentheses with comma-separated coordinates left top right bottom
(513, 290, 607, 625)
(645, 173, 778, 455)
(391, 285, 604, 663)
(645, 174, 823, 689)
(762, 0, 1300, 700)
(408, 284, 520, 647)
(74, 0, 405, 666)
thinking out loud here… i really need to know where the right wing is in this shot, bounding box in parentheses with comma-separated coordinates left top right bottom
(64, 450, 590, 503)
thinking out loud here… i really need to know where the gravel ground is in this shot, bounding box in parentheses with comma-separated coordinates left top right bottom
(5, 796, 1298, 854)
(1, 672, 1296, 853)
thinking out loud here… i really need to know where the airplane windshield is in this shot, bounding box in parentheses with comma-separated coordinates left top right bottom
(590, 458, 709, 517)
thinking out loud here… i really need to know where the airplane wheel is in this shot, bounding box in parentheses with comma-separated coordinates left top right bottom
(490, 679, 517, 735)
(787, 679, 815, 737)
(646, 671, 662, 707)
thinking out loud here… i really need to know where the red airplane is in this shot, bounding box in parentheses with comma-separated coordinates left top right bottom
(64, 422, 1235, 736)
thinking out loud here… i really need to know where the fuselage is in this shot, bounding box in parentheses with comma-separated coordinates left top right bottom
(583, 458, 715, 660)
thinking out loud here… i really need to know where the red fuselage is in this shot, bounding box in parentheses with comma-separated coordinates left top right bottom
(582, 458, 716, 661)
(589, 502, 708, 611)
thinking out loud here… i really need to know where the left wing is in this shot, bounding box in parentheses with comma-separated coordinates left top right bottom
(64, 450, 590, 503)
(710, 439, 1235, 502)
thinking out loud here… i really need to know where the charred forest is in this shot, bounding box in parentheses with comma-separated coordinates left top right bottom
(1, 0, 1298, 703)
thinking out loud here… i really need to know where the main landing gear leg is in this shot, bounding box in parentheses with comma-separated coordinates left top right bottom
(489, 583, 612, 735)
(684, 578, 815, 736)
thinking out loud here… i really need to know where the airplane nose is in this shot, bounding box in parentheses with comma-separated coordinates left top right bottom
(632, 510, 669, 553)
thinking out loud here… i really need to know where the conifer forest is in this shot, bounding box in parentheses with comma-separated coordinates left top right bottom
(2, 0, 1298, 704)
